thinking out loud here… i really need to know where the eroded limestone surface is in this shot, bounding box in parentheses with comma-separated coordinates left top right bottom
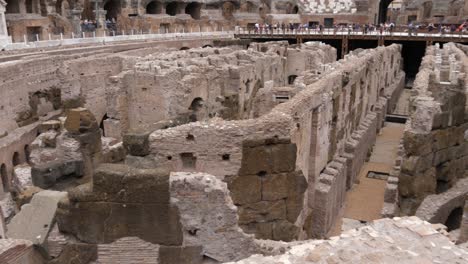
(227, 217, 468, 264)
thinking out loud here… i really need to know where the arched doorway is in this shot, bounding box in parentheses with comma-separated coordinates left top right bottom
(0, 164, 8, 192)
(166, 2, 178, 16)
(445, 207, 463, 232)
(287, 4, 299, 14)
(378, 0, 394, 24)
(104, 0, 121, 21)
(185, 2, 201, 19)
(24, 145, 31, 163)
(146, 1, 163, 14)
(100, 114, 108, 137)
(188, 97, 204, 122)
(12, 152, 20, 166)
(222, 1, 236, 19)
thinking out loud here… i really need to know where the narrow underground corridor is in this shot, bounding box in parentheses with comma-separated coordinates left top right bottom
(330, 89, 410, 235)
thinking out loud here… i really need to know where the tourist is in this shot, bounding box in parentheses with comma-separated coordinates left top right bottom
(408, 22, 414, 36)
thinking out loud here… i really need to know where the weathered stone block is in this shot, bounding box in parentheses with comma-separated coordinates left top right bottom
(272, 220, 299, 242)
(285, 171, 307, 222)
(64, 108, 98, 134)
(239, 145, 270, 175)
(49, 243, 98, 264)
(271, 143, 296, 173)
(123, 131, 151, 156)
(432, 129, 450, 151)
(159, 245, 203, 264)
(56, 164, 183, 246)
(238, 200, 286, 224)
(92, 164, 169, 204)
(403, 131, 432, 156)
(228, 175, 262, 205)
(7, 190, 67, 247)
(31, 160, 84, 189)
(39, 120, 61, 133)
(262, 173, 288, 201)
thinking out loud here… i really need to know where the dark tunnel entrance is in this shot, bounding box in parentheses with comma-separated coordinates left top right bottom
(385, 40, 427, 87)
(445, 207, 463, 232)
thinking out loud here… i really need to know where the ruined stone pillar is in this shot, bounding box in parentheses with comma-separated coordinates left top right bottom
(70, 8, 83, 36)
(0, 1, 11, 46)
(93, 7, 107, 35)
(459, 197, 468, 244)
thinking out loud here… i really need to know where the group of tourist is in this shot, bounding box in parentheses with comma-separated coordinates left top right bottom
(80, 18, 117, 32)
(251, 20, 468, 36)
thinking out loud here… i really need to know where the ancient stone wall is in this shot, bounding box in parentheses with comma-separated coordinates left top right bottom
(142, 44, 405, 240)
(399, 43, 468, 215)
(0, 37, 226, 196)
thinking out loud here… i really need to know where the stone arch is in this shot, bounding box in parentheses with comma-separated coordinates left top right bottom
(188, 97, 205, 122)
(189, 97, 204, 112)
(449, 0, 462, 17)
(288, 75, 298, 85)
(378, 0, 394, 24)
(166, 2, 178, 16)
(185, 2, 201, 19)
(202, 44, 213, 48)
(104, 0, 121, 21)
(146, 0, 163, 14)
(287, 3, 299, 14)
(180, 47, 190, 50)
(240, 1, 257, 13)
(12, 152, 20, 166)
(1, 164, 8, 192)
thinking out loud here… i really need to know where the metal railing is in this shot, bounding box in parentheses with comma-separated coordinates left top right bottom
(4, 29, 235, 50)
(235, 26, 468, 38)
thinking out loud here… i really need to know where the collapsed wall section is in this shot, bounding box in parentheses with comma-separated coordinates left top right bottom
(399, 43, 468, 215)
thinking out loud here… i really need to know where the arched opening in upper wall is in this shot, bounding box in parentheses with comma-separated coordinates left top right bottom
(104, 0, 121, 21)
(288, 5, 299, 14)
(146, 1, 163, 14)
(166, 2, 178, 16)
(185, 2, 201, 19)
(222, 1, 237, 19)
(180, 47, 190, 50)
(12, 152, 20, 166)
(1, 164, 8, 192)
(6, 0, 21, 13)
(378, 0, 395, 24)
(81, 0, 95, 20)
